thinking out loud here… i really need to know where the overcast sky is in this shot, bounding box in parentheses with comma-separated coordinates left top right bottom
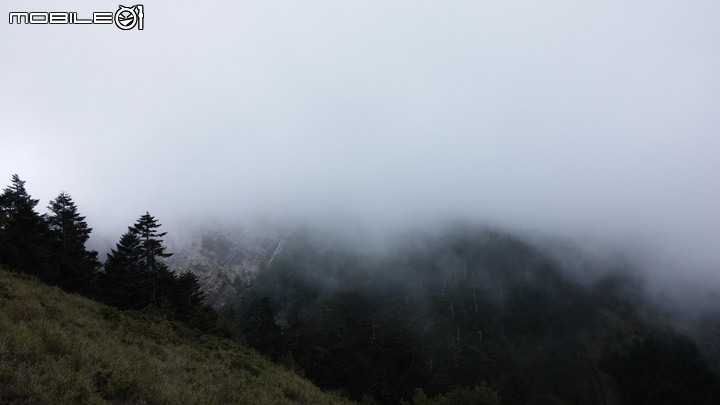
(1, 1, 719, 280)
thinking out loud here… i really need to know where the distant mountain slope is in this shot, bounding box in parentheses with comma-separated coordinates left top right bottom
(215, 225, 720, 404)
(167, 222, 286, 308)
(0, 268, 354, 404)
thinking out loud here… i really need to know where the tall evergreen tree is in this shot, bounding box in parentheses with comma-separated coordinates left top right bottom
(0, 174, 51, 276)
(100, 212, 174, 309)
(100, 229, 145, 309)
(46, 192, 101, 294)
(99, 212, 215, 328)
(133, 212, 174, 307)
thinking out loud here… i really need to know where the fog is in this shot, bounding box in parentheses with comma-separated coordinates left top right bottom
(1, 1, 719, 288)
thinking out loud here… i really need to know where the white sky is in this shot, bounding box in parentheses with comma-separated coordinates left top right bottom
(1, 1, 719, 280)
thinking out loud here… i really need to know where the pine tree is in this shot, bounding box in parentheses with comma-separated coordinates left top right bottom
(100, 212, 175, 310)
(0, 174, 51, 276)
(170, 270, 217, 330)
(171, 270, 204, 318)
(100, 229, 144, 309)
(133, 212, 174, 307)
(46, 192, 100, 293)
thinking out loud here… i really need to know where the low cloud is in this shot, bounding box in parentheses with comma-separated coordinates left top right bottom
(1, 1, 719, 288)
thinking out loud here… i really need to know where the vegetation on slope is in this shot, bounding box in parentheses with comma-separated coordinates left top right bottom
(223, 226, 720, 404)
(0, 174, 217, 331)
(3, 174, 719, 404)
(0, 268, 354, 405)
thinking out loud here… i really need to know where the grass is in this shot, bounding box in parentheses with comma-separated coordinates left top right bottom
(0, 268, 355, 404)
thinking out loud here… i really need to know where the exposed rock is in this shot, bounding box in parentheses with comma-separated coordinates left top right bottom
(167, 221, 285, 307)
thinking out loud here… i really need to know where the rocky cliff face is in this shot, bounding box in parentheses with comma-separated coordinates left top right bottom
(167, 222, 286, 308)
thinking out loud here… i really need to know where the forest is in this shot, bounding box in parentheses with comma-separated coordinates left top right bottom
(221, 225, 720, 404)
(2, 173, 720, 404)
(0, 174, 215, 330)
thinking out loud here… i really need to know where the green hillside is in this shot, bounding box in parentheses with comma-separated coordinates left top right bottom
(0, 268, 354, 405)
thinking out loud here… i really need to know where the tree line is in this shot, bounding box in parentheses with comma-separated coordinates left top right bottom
(0, 174, 215, 330)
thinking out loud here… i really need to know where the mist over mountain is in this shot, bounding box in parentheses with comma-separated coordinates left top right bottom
(163, 217, 720, 322)
(2, 1, 719, 291)
(170, 220, 719, 404)
(4, 172, 720, 403)
(2, 1, 720, 402)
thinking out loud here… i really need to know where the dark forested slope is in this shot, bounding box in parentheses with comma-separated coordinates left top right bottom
(221, 225, 720, 404)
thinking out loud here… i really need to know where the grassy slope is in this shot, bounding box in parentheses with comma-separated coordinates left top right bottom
(0, 269, 354, 404)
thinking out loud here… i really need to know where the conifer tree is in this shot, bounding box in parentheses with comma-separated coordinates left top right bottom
(170, 270, 217, 330)
(100, 212, 216, 328)
(46, 192, 101, 294)
(100, 212, 174, 309)
(101, 228, 144, 309)
(0, 174, 51, 276)
(133, 212, 174, 307)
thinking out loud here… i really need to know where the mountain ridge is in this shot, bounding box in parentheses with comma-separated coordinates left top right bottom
(184, 223, 720, 404)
